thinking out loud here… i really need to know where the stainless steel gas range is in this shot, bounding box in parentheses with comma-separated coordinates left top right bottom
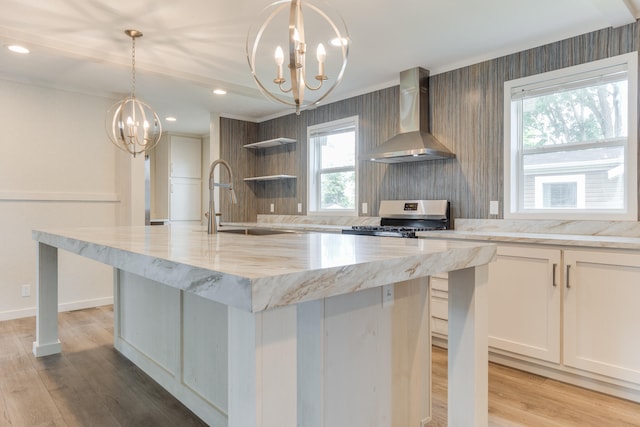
(342, 200, 450, 238)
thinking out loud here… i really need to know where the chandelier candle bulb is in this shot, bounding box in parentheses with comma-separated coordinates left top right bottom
(274, 46, 285, 82)
(127, 116, 134, 137)
(316, 43, 325, 62)
(316, 43, 326, 79)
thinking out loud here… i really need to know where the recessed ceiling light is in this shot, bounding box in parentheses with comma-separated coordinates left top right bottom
(213, 89, 227, 95)
(165, 117, 177, 122)
(8, 45, 29, 54)
(330, 37, 349, 47)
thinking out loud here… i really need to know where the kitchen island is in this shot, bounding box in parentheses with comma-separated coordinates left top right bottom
(32, 225, 495, 427)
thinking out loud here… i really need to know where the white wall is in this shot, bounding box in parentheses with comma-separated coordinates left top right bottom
(0, 79, 131, 320)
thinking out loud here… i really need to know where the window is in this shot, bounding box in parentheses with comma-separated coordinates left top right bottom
(308, 116, 358, 214)
(534, 175, 585, 209)
(504, 52, 637, 220)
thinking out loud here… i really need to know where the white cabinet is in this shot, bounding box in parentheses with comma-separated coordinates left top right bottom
(564, 249, 640, 384)
(170, 177, 202, 221)
(430, 242, 640, 399)
(170, 136, 201, 178)
(430, 245, 561, 363)
(488, 245, 561, 363)
(151, 134, 202, 221)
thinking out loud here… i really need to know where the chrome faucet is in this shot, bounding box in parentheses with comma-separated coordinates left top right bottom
(208, 159, 238, 234)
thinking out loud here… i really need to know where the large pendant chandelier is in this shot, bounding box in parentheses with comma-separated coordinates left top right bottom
(246, 0, 349, 115)
(106, 30, 162, 157)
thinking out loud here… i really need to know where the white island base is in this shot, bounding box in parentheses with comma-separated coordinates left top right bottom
(113, 269, 487, 427)
(32, 228, 492, 427)
(116, 271, 434, 426)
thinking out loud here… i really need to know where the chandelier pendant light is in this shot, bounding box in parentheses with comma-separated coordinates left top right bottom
(106, 29, 162, 157)
(247, 0, 349, 115)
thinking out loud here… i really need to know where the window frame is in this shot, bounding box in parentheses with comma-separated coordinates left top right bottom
(307, 116, 359, 215)
(504, 52, 638, 220)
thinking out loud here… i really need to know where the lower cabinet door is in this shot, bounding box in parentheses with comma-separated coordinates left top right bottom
(563, 249, 640, 383)
(170, 177, 202, 221)
(488, 245, 561, 363)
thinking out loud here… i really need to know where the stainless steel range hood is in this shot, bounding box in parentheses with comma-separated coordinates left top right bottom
(364, 67, 455, 163)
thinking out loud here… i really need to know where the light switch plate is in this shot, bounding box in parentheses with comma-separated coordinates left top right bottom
(362, 202, 368, 214)
(270, 203, 275, 213)
(297, 203, 302, 213)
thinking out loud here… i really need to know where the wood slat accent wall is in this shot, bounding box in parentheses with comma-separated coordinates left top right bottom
(220, 22, 638, 222)
(220, 118, 258, 222)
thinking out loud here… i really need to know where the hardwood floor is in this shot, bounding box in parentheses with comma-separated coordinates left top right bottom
(2, 306, 640, 426)
(428, 346, 640, 427)
(0, 306, 206, 427)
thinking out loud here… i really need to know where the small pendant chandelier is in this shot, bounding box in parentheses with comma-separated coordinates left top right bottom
(246, 0, 349, 115)
(106, 30, 162, 157)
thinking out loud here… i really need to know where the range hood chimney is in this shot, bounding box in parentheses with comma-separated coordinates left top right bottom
(364, 67, 455, 163)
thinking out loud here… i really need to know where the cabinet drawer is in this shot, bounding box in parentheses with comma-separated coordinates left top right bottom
(432, 317, 448, 336)
(432, 289, 448, 299)
(432, 297, 448, 320)
(430, 276, 448, 293)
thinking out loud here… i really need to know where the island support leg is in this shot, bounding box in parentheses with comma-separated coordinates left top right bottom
(33, 242, 62, 357)
(447, 265, 489, 427)
(228, 304, 298, 427)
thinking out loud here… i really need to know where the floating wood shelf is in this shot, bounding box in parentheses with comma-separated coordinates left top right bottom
(243, 138, 296, 149)
(243, 175, 297, 182)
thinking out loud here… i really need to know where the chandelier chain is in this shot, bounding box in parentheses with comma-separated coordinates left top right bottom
(131, 36, 136, 98)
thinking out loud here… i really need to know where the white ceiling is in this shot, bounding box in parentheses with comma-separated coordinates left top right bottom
(0, 0, 638, 135)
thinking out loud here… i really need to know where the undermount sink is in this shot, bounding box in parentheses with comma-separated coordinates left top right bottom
(217, 227, 296, 236)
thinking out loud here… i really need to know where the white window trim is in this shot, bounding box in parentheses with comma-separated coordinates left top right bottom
(307, 116, 359, 215)
(504, 51, 638, 220)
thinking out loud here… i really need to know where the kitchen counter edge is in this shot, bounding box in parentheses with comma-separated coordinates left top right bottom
(419, 229, 640, 250)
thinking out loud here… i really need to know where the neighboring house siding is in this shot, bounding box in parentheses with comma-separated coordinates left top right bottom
(524, 169, 623, 209)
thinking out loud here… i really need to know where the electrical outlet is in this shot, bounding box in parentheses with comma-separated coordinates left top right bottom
(270, 203, 275, 213)
(382, 284, 394, 307)
(297, 203, 302, 213)
(489, 200, 499, 215)
(362, 202, 368, 214)
(21, 284, 30, 298)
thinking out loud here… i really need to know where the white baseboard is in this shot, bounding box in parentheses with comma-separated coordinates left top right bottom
(0, 297, 113, 322)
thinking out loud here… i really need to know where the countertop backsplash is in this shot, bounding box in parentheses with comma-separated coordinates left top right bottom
(454, 219, 640, 238)
(256, 214, 380, 227)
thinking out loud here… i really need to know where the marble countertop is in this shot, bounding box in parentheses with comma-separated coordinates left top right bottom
(33, 225, 495, 313)
(419, 229, 640, 250)
(231, 217, 640, 250)
(219, 217, 640, 250)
